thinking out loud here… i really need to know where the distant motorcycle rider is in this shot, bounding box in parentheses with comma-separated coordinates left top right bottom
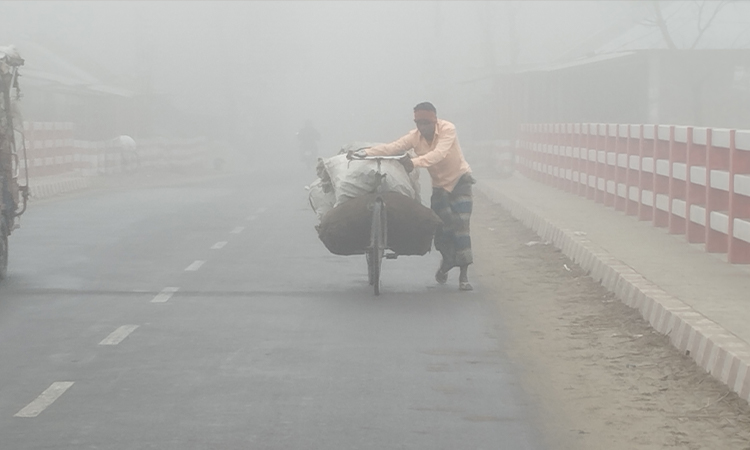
(296, 120, 320, 167)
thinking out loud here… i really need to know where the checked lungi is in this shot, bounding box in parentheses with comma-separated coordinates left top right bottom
(430, 173, 475, 269)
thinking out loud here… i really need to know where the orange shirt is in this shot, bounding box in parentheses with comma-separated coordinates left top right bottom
(366, 119, 471, 192)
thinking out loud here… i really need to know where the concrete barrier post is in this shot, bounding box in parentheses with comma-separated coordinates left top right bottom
(573, 123, 585, 195)
(530, 124, 539, 180)
(653, 125, 671, 228)
(638, 125, 656, 221)
(584, 123, 594, 200)
(686, 127, 707, 243)
(728, 129, 750, 263)
(603, 124, 614, 207)
(614, 124, 627, 212)
(706, 128, 730, 253)
(594, 124, 605, 204)
(625, 124, 640, 216)
(668, 126, 688, 235)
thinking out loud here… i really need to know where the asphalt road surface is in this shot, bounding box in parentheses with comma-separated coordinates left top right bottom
(0, 166, 546, 450)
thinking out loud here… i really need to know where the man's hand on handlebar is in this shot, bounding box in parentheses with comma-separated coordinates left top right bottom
(399, 154, 414, 173)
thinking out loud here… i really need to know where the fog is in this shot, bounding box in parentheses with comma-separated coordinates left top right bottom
(0, 1, 632, 156)
(3, 5, 750, 444)
(3, 0, 748, 162)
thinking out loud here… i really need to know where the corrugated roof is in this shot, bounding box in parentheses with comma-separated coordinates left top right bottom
(15, 41, 134, 97)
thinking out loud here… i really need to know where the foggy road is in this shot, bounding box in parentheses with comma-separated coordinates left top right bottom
(0, 168, 545, 450)
(3, 0, 750, 448)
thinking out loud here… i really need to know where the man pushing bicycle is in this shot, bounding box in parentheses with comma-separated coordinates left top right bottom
(351, 102, 475, 291)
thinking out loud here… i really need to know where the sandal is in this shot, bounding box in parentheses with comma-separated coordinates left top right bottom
(459, 281, 474, 291)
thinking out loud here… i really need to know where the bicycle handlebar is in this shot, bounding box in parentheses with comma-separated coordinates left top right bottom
(347, 152, 407, 161)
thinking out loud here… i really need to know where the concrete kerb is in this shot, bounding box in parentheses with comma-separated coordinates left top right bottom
(477, 181, 750, 405)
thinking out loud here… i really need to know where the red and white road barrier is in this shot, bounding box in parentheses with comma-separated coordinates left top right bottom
(518, 123, 750, 264)
(19, 122, 77, 178)
(17, 122, 213, 199)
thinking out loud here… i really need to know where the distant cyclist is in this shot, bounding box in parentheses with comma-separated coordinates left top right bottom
(296, 120, 320, 168)
(112, 135, 138, 173)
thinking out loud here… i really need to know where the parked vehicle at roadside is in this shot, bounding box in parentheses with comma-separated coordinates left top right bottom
(0, 45, 29, 279)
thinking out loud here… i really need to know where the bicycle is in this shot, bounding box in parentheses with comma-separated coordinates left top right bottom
(346, 152, 407, 295)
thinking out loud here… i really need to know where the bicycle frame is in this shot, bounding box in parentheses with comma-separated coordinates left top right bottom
(347, 152, 408, 295)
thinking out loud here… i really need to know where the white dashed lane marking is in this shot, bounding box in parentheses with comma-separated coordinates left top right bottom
(247, 206, 266, 221)
(99, 325, 139, 345)
(15, 382, 75, 418)
(230, 227, 245, 234)
(211, 241, 228, 250)
(185, 260, 205, 271)
(151, 287, 179, 303)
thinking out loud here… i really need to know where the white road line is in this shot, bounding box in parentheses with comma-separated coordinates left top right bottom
(211, 241, 228, 250)
(230, 226, 245, 234)
(99, 325, 139, 345)
(151, 287, 179, 303)
(14, 382, 74, 418)
(185, 260, 205, 271)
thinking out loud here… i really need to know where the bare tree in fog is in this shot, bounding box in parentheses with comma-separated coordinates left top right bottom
(643, 0, 735, 50)
(634, 0, 742, 125)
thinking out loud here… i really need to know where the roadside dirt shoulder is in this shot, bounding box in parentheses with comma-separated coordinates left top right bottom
(473, 193, 750, 450)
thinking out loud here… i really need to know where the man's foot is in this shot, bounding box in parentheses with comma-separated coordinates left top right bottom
(435, 267, 448, 285)
(458, 265, 471, 290)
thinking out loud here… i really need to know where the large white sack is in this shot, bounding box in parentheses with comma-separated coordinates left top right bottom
(342, 143, 421, 202)
(323, 154, 417, 207)
(335, 142, 421, 202)
(308, 178, 336, 220)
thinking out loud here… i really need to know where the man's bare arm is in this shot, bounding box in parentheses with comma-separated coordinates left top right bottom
(366, 132, 414, 156)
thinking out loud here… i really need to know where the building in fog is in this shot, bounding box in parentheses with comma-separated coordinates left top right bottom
(16, 40, 140, 139)
(479, 1, 750, 139)
(499, 49, 750, 131)
(15, 40, 219, 140)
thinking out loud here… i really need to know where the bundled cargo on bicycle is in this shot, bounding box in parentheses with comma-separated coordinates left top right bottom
(309, 143, 441, 261)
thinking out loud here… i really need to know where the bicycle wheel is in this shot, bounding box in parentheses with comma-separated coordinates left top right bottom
(370, 198, 385, 295)
(366, 250, 374, 286)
